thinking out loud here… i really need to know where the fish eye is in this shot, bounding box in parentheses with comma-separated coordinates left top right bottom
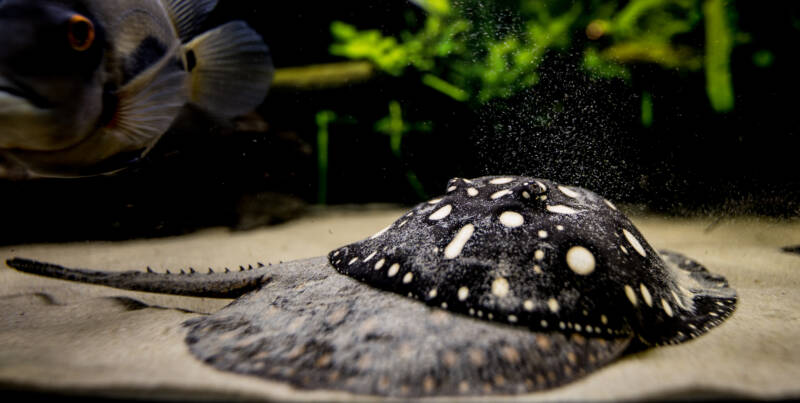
(67, 14, 95, 51)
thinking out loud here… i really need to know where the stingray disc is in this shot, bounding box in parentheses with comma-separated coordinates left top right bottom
(185, 256, 630, 397)
(183, 176, 736, 397)
(329, 176, 737, 346)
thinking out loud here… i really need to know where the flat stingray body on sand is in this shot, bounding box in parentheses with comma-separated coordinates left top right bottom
(6, 176, 737, 397)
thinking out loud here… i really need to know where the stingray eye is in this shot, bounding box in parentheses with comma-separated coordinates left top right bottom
(67, 14, 95, 51)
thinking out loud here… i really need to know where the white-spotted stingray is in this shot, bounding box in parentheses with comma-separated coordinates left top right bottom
(6, 176, 737, 397)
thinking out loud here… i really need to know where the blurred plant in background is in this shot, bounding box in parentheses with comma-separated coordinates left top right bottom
(330, 0, 739, 112)
(302, 0, 793, 209)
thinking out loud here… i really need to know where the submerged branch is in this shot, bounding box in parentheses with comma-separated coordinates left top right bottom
(272, 61, 375, 90)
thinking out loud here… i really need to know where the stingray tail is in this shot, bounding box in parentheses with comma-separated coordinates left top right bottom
(6, 258, 270, 298)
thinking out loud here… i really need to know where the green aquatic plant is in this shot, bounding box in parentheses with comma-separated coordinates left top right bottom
(641, 91, 654, 127)
(702, 0, 734, 112)
(374, 101, 430, 200)
(315, 110, 336, 205)
(315, 103, 431, 204)
(330, 0, 742, 114)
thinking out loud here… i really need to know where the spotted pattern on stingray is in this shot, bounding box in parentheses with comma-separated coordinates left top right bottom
(184, 256, 630, 397)
(330, 176, 737, 346)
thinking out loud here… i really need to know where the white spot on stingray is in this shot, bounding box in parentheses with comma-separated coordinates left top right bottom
(604, 199, 618, 210)
(369, 225, 391, 239)
(429, 204, 453, 221)
(388, 263, 400, 277)
(523, 300, 534, 311)
(661, 298, 673, 317)
(447, 186, 457, 192)
(556, 225, 564, 231)
(538, 230, 548, 238)
(490, 177, 514, 185)
(441, 302, 448, 309)
(363, 251, 377, 262)
(538, 195, 548, 201)
(467, 188, 479, 197)
(458, 286, 469, 301)
(575, 324, 582, 332)
(522, 191, 531, 199)
(540, 320, 548, 328)
(428, 198, 443, 204)
(333, 251, 340, 257)
(499, 211, 524, 228)
(547, 298, 560, 313)
(508, 315, 518, 323)
(640, 284, 653, 307)
(348, 257, 359, 265)
(463, 178, 474, 184)
(566, 246, 596, 275)
(620, 245, 629, 254)
(403, 272, 413, 284)
(558, 186, 580, 198)
(533, 264, 542, 274)
(601, 314, 608, 325)
(491, 189, 512, 200)
(445, 224, 475, 259)
(491, 277, 510, 298)
(623, 229, 646, 257)
(671, 290, 685, 309)
(625, 285, 638, 306)
(546, 205, 578, 214)
(559, 322, 566, 329)
(428, 288, 438, 298)
(534, 250, 545, 261)
(535, 181, 547, 191)
(374, 258, 385, 270)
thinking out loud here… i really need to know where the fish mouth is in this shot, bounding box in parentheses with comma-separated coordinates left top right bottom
(0, 75, 53, 109)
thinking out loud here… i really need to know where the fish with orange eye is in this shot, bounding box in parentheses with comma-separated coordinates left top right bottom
(0, 0, 274, 178)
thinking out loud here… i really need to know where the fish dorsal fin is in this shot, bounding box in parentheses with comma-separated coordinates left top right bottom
(100, 45, 187, 153)
(182, 21, 273, 118)
(161, 0, 218, 42)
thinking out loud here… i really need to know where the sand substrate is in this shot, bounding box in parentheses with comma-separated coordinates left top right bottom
(1, 206, 798, 401)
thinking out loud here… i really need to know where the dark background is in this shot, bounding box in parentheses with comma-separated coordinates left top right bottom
(0, 0, 798, 244)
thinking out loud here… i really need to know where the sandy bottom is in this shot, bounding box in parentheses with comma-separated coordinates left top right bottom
(1, 206, 799, 401)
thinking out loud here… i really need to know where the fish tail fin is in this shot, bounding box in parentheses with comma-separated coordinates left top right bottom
(182, 21, 273, 118)
(6, 257, 271, 298)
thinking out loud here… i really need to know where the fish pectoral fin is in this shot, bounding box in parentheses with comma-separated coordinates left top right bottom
(183, 21, 274, 118)
(161, 0, 218, 42)
(101, 47, 187, 150)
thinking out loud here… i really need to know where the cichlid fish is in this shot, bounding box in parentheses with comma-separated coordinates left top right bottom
(0, 0, 273, 177)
